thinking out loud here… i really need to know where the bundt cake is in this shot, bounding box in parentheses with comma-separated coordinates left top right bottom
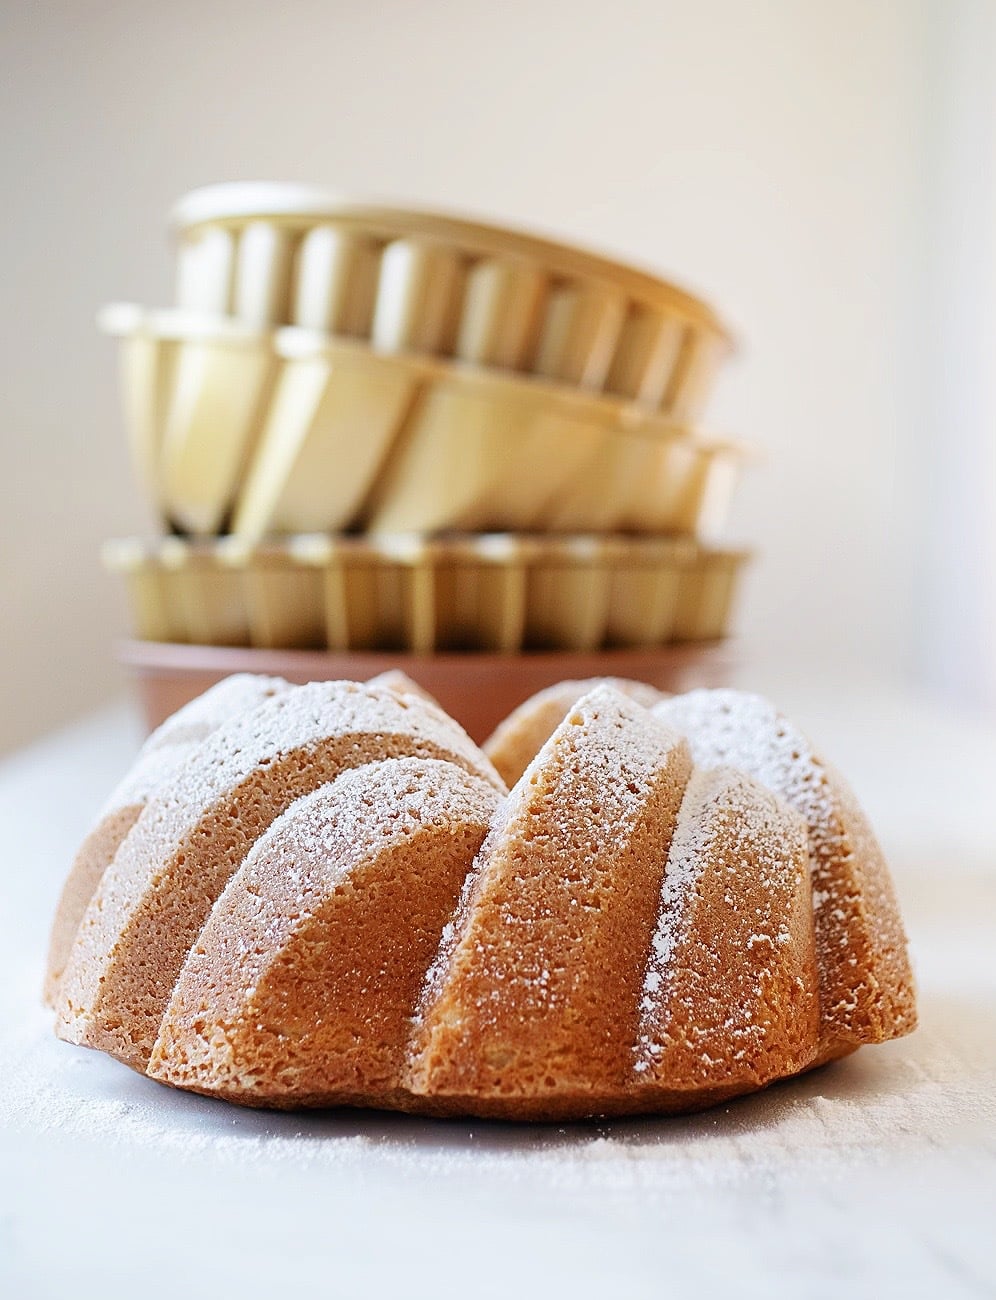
(48, 674, 915, 1119)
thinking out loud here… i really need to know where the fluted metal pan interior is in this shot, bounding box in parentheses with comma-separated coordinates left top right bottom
(166, 182, 735, 418)
(100, 305, 752, 541)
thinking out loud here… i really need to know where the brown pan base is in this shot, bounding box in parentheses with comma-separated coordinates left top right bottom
(117, 638, 737, 743)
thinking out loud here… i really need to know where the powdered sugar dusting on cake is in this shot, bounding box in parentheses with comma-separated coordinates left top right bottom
(364, 670, 436, 705)
(655, 690, 863, 921)
(412, 685, 689, 1067)
(96, 675, 291, 818)
(483, 677, 666, 787)
(56, 681, 504, 1060)
(142, 674, 291, 753)
(413, 791, 517, 1030)
(148, 757, 499, 1100)
(653, 689, 914, 1045)
(150, 680, 503, 823)
(654, 690, 832, 834)
(420, 686, 680, 1022)
(242, 757, 498, 905)
(98, 743, 198, 818)
(637, 765, 818, 1085)
(161, 758, 500, 1033)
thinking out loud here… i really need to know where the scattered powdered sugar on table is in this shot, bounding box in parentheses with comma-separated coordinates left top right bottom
(3, 948, 990, 1192)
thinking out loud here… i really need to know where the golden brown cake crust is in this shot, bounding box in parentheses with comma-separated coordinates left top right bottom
(407, 686, 692, 1116)
(44, 804, 142, 1007)
(149, 759, 499, 1109)
(653, 690, 917, 1059)
(43, 673, 290, 1007)
(44, 670, 432, 1008)
(55, 682, 504, 1072)
(634, 767, 820, 1104)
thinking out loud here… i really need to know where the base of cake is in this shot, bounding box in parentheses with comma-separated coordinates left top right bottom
(116, 639, 738, 743)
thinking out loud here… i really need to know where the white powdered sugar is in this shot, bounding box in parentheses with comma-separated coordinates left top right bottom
(98, 742, 197, 818)
(637, 765, 812, 1075)
(648, 767, 795, 981)
(653, 691, 903, 922)
(97, 674, 291, 819)
(147, 679, 503, 825)
(487, 677, 664, 752)
(652, 688, 913, 1039)
(654, 690, 836, 863)
(56, 680, 503, 1051)
(238, 757, 499, 903)
(654, 690, 855, 934)
(415, 684, 685, 1029)
(413, 795, 516, 1027)
(141, 674, 291, 753)
(152, 757, 500, 1069)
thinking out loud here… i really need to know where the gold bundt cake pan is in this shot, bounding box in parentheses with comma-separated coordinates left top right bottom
(170, 182, 734, 418)
(99, 304, 748, 539)
(102, 533, 751, 655)
(47, 676, 915, 1120)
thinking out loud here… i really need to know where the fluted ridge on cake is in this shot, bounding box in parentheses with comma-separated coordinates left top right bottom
(407, 685, 692, 1118)
(634, 766, 819, 1108)
(149, 758, 500, 1109)
(653, 689, 917, 1060)
(55, 680, 505, 1071)
(44, 673, 291, 1006)
(482, 676, 667, 788)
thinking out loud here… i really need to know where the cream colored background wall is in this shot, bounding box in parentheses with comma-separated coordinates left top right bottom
(2, 0, 987, 755)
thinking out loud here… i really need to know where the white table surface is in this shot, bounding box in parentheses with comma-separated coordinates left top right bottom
(1, 677, 994, 1299)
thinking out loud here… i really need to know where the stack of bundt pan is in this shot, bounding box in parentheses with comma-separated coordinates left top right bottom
(101, 184, 754, 733)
